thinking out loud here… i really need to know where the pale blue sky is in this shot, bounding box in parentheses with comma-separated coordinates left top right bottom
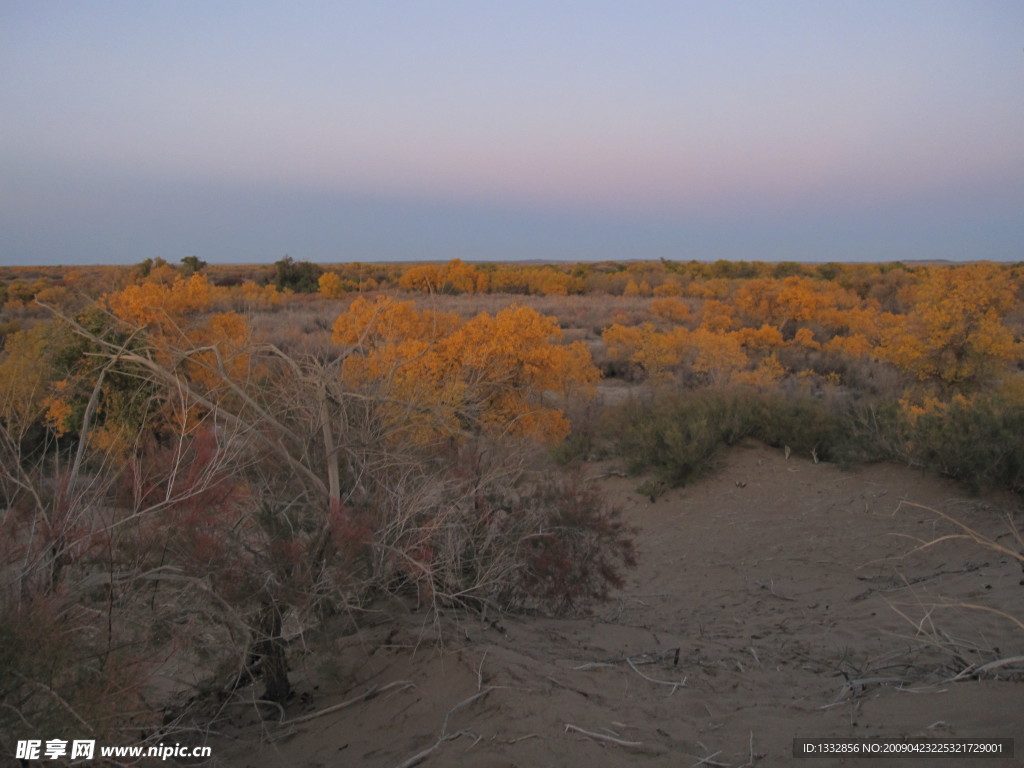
(2, 1, 1022, 264)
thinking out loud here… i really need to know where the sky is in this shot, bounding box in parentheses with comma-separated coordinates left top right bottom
(2, 1, 1023, 265)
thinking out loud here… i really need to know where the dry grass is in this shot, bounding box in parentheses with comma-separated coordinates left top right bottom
(886, 501, 1024, 681)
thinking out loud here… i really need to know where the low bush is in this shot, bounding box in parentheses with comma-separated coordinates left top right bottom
(605, 378, 1024, 502)
(511, 472, 637, 612)
(606, 385, 904, 494)
(610, 388, 757, 488)
(350, 439, 636, 616)
(909, 391, 1024, 496)
(747, 389, 901, 467)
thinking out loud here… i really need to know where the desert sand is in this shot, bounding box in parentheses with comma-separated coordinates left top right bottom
(209, 442, 1024, 767)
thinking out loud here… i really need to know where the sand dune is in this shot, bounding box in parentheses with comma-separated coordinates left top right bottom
(211, 442, 1024, 767)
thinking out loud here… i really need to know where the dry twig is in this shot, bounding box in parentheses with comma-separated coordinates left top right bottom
(564, 724, 643, 748)
(626, 656, 686, 692)
(393, 687, 497, 768)
(692, 749, 730, 767)
(948, 655, 1024, 682)
(279, 680, 414, 728)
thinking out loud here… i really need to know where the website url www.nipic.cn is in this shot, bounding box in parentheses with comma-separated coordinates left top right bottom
(16, 740, 212, 762)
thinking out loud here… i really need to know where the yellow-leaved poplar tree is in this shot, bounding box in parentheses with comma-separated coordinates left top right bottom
(880, 263, 1020, 386)
(332, 296, 597, 443)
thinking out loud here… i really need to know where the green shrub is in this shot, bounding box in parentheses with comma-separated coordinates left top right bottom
(611, 388, 758, 489)
(750, 390, 901, 467)
(608, 379, 1024, 501)
(272, 255, 323, 293)
(606, 386, 903, 494)
(910, 393, 1024, 496)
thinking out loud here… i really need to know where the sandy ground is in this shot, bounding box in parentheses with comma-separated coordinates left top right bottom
(209, 442, 1024, 767)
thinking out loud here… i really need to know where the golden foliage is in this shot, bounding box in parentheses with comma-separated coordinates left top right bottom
(734, 276, 836, 330)
(332, 295, 459, 350)
(187, 312, 252, 392)
(687, 328, 747, 385)
(107, 273, 213, 331)
(823, 334, 872, 358)
(734, 324, 784, 350)
(102, 277, 255, 431)
(333, 296, 597, 442)
(318, 272, 348, 298)
(18, 260, 1024, 450)
(488, 267, 582, 296)
(40, 379, 74, 437)
(699, 299, 736, 333)
(602, 323, 685, 383)
(623, 279, 650, 297)
(397, 264, 444, 293)
(652, 279, 684, 297)
(650, 297, 691, 323)
(397, 259, 489, 294)
(444, 259, 489, 294)
(0, 325, 60, 435)
(879, 263, 1020, 385)
(238, 280, 285, 308)
(732, 354, 785, 388)
(791, 327, 820, 350)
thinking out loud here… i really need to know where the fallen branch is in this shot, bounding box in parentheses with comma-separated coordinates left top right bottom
(507, 733, 540, 744)
(279, 680, 414, 728)
(545, 676, 591, 699)
(572, 662, 615, 671)
(822, 676, 905, 707)
(692, 749, 730, 767)
(949, 655, 1024, 682)
(394, 687, 497, 768)
(574, 648, 680, 670)
(476, 650, 487, 691)
(564, 724, 643, 748)
(394, 731, 468, 768)
(851, 563, 985, 601)
(741, 730, 756, 767)
(573, 649, 685, 691)
(626, 656, 686, 692)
